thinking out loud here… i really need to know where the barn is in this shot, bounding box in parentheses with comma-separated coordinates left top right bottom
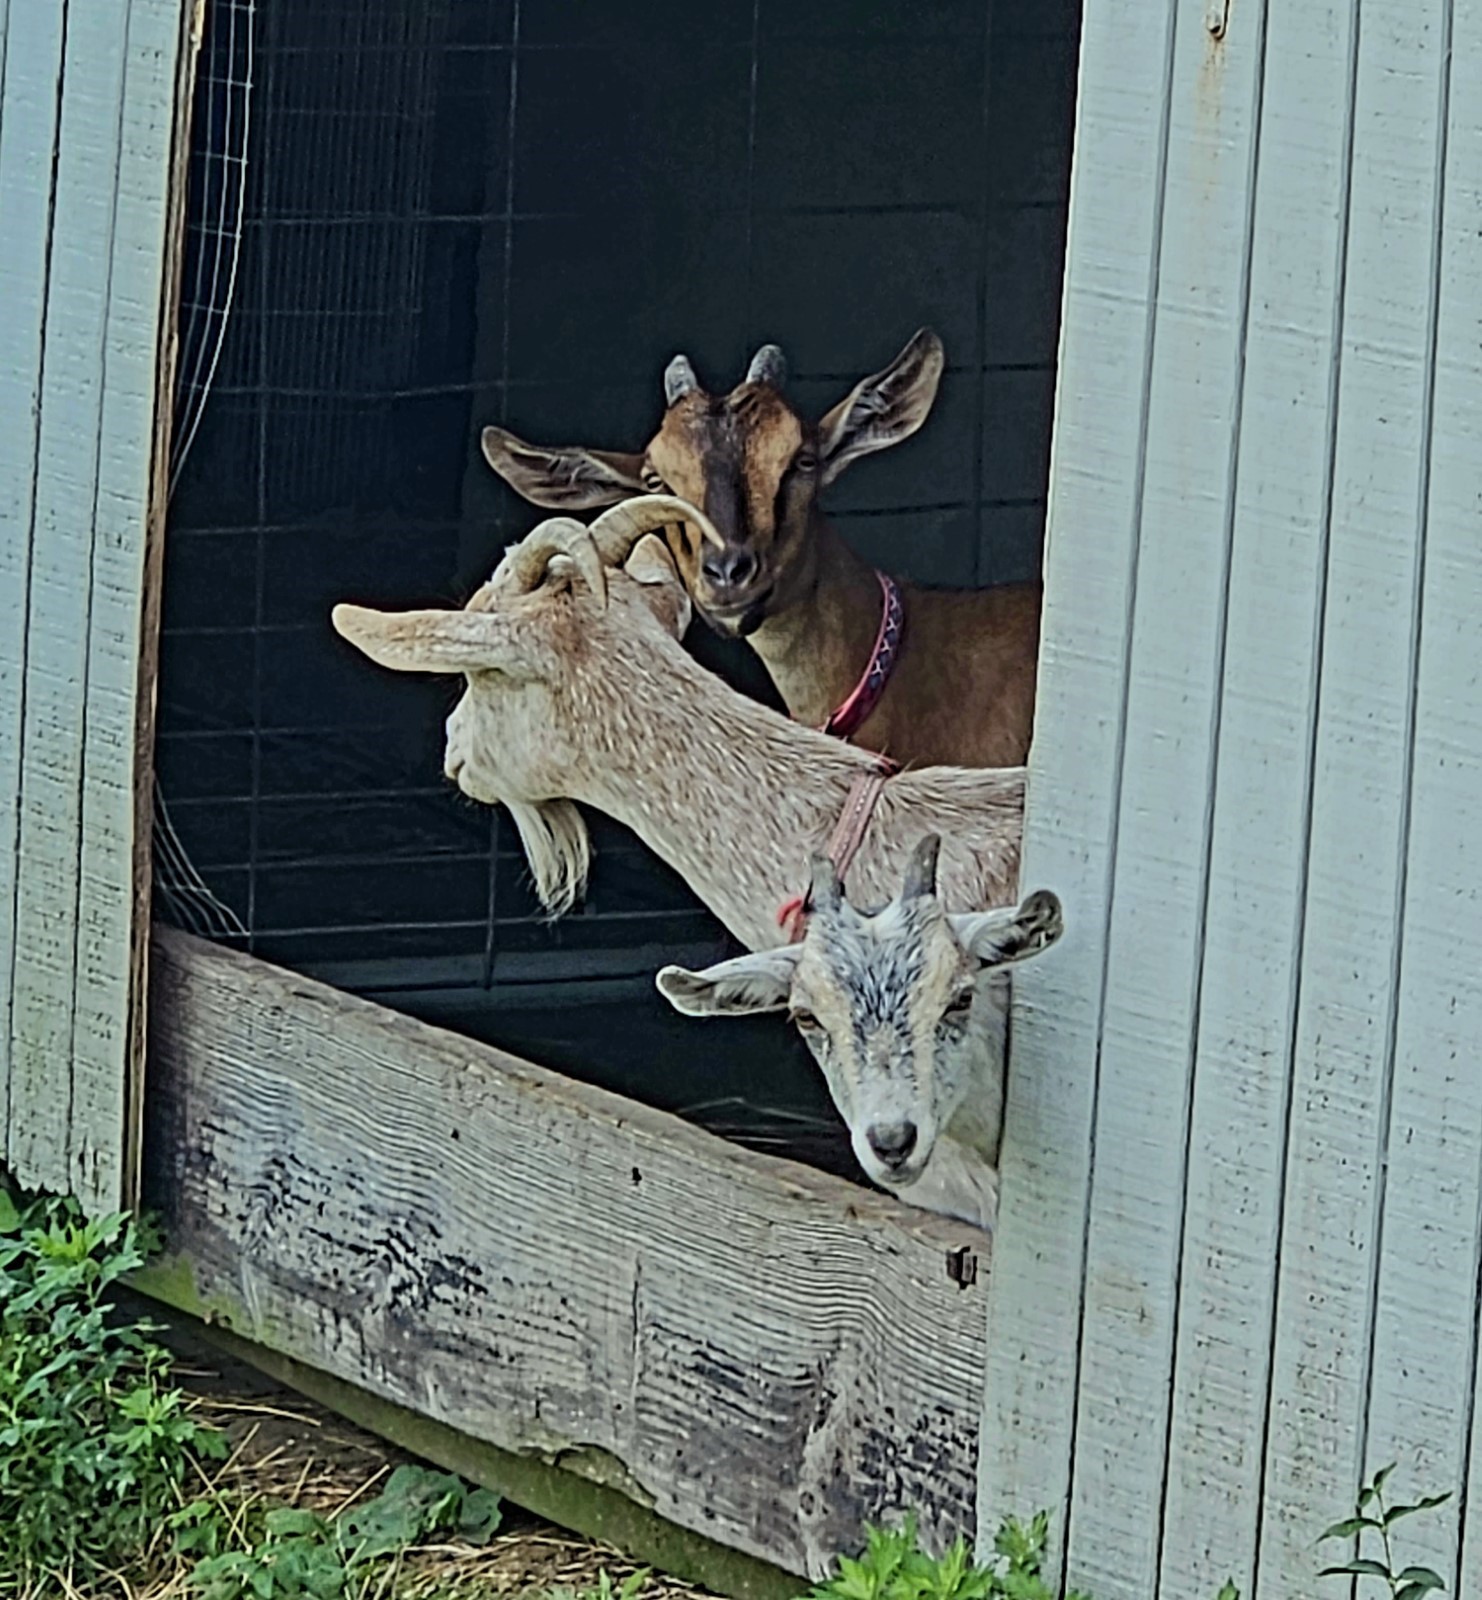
(2, 0, 1480, 1596)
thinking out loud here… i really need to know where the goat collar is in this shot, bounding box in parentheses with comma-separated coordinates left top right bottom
(777, 755, 901, 944)
(818, 571, 905, 741)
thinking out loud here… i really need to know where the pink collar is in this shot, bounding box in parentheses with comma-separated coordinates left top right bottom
(818, 571, 905, 741)
(776, 755, 900, 943)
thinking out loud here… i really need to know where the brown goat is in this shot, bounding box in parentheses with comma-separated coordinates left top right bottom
(479, 331, 1042, 770)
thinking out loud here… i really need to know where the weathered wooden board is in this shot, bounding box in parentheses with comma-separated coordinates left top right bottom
(974, 0, 1171, 1580)
(1067, 5, 1266, 1594)
(144, 928, 991, 1581)
(1362, 0, 1480, 1587)
(1157, 1, 1353, 1593)
(0, 0, 68, 1198)
(1257, 0, 1453, 1590)
(0, 0, 190, 1210)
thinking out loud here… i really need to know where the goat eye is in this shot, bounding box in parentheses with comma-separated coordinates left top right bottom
(641, 466, 670, 492)
(793, 451, 819, 475)
(791, 1008, 821, 1032)
(943, 991, 975, 1024)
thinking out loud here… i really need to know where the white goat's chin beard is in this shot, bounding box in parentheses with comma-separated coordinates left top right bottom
(504, 799, 592, 919)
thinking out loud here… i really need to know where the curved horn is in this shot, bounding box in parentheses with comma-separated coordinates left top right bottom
(588, 494, 726, 569)
(664, 354, 700, 406)
(494, 517, 608, 606)
(901, 834, 942, 901)
(745, 343, 787, 389)
(807, 853, 843, 916)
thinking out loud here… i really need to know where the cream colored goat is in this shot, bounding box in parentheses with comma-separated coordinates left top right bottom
(331, 497, 1025, 953)
(658, 836, 1062, 1228)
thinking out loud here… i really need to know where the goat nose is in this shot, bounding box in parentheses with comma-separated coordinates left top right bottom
(701, 546, 757, 590)
(867, 1121, 918, 1168)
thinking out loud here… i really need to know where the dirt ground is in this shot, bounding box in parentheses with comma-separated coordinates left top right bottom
(157, 1315, 719, 1600)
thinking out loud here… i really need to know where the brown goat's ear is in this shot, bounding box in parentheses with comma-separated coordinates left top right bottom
(816, 329, 945, 486)
(624, 534, 692, 637)
(949, 889, 1064, 971)
(481, 425, 646, 510)
(330, 603, 544, 679)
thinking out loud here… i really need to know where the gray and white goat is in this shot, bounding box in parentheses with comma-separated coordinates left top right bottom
(657, 835, 1062, 1230)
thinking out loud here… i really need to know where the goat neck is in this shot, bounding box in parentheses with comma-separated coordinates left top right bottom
(744, 513, 887, 732)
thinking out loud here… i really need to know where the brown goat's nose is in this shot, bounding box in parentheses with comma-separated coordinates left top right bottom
(867, 1121, 918, 1168)
(701, 546, 758, 591)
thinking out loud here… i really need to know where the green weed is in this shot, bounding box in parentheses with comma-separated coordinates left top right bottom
(189, 1463, 503, 1599)
(0, 1186, 228, 1590)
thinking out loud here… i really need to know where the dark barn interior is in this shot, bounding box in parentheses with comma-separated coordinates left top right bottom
(156, 0, 1081, 1182)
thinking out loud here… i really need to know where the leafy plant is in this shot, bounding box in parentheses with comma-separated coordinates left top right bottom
(547, 1569, 653, 1600)
(800, 1510, 1094, 1600)
(0, 1185, 228, 1590)
(190, 1462, 503, 1599)
(1319, 1463, 1451, 1600)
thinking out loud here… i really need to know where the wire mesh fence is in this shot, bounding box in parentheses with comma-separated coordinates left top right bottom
(153, 0, 1078, 1163)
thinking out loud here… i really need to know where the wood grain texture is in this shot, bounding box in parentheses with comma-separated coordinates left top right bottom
(975, 0, 1174, 1577)
(1445, 14, 1482, 1594)
(1362, 0, 1478, 1586)
(1156, 2, 1354, 1593)
(9, 0, 133, 1196)
(1066, 6, 1265, 1596)
(0, 0, 185, 1209)
(0, 0, 67, 1193)
(1256, 1, 1452, 1590)
(145, 928, 991, 1581)
(77, 0, 192, 1211)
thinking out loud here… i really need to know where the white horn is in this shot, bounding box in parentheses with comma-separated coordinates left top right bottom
(745, 344, 787, 388)
(664, 354, 700, 406)
(589, 493, 726, 566)
(495, 517, 607, 606)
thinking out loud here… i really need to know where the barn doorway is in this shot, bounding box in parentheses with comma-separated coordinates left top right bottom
(155, 0, 1080, 1185)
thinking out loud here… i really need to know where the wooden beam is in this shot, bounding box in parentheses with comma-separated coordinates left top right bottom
(143, 927, 991, 1581)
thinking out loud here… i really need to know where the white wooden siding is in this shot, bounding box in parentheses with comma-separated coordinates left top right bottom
(0, 0, 188, 1211)
(984, 0, 1482, 1595)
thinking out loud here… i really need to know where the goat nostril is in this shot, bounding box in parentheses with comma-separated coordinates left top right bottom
(703, 548, 757, 591)
(867, 1121, 918, 1166)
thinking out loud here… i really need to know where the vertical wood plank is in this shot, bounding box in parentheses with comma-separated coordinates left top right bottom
(975, 0, 1174, 1573)
(0, 0, 67, 1177)
(1450, 21, 1482, 1593)
(8, 0, 132, 1197)
(0, 0, 184, 1210)
(1257, 0, 1450, 1589)
(73, 0, 190, 1209)
(1154, 2, 1355, 1594)
(1063, 7, 1266, 1597)
(1364, 0, 1482, 1586)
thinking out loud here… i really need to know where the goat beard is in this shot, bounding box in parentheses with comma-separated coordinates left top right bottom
(504, 798, 592, 919)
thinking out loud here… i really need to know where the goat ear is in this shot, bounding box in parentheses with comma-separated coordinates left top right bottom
(949, 889, 1064, 971)
(481, 425, 646, 510)
(655, 948, 802, 1018)
(331, 603, 540, 679)
(624, 533, 692, 637)
(816, 329, 945, 487)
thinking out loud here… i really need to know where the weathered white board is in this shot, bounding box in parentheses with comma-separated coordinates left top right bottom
(975, 0, 1174, 1579)
(988, 0, 1482, 1592)
(0, 0, 188, 1210)
(144, 928, 992, 1582)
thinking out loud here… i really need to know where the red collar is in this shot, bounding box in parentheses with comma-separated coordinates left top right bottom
(818, 571, 905, 741)
(776, 755, 899, 943)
